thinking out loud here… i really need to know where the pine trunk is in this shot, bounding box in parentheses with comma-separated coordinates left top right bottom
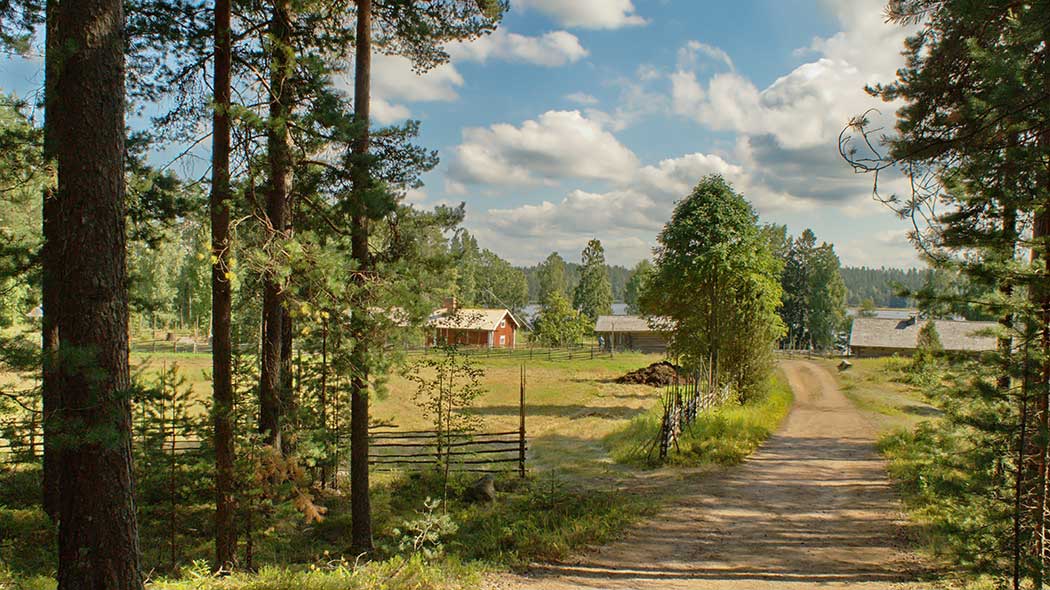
(41, 0, 60, 523)
(52, 0, 143, 585)
(211, 0, 237, 569)
(349, 0, 374, 554)
(258, 0, 294, 449)
(280, 308, 295, 455)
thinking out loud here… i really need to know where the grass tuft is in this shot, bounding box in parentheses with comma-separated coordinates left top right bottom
(604, 371, 793, 467)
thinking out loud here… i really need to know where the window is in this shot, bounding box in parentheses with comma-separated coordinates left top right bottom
(499, 335, 506, 347)
(500, 319, 506, 328)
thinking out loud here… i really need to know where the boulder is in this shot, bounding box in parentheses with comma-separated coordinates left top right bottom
(464, 474, 496, 503)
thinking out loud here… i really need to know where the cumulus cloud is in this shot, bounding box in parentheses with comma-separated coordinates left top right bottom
(371, 98, 412, 124)
(668, 0, 910, 212)
(515, 0, 646, 29)
(465, 148, 814, 265)
(370, 53, 464, 103)
(447, 110, 640, 186)
(448, 29, 588, 67)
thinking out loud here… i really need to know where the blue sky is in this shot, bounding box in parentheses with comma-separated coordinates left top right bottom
(0, 0, 922, 269)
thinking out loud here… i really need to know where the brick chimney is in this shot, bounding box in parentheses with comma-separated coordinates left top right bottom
(443, 296, 458, 311)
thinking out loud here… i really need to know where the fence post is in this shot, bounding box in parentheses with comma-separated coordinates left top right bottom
(519, 364, 526, 478)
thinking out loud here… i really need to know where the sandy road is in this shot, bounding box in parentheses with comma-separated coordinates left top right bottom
(494, 360, 930, 590)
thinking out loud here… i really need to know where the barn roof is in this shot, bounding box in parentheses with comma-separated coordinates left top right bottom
(594, 315, 671, 333)
(427, 308, 518, 332)
(849, 317, 998, 352)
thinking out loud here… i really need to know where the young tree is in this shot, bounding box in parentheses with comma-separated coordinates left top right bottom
(572, 238, 613, 322)
(641, 175, 784, 400)
(51, 0, 143, 585)
(533, 290, 586, 347)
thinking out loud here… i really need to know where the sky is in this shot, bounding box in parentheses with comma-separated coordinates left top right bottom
(0, 0, 923, 269)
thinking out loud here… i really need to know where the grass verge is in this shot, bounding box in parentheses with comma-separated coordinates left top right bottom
(604, 370, 793, 467)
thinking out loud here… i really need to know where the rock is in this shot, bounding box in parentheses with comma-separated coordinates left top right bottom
(464, 474, 496, 503)
(838, 360, 852, 371)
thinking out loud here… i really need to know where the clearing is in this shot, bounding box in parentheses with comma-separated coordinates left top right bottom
(494, 360, 932, 590)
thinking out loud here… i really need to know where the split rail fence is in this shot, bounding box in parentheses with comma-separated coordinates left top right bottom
(654, 371, 732, 460)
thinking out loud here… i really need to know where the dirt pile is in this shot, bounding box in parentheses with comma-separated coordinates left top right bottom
(615, 361, 683, 386)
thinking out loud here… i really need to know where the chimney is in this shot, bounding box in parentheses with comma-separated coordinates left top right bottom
(443, 296, 458, 311)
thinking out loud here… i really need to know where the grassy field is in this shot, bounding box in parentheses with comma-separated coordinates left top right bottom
(816, 356, 940, 434)
(1, 347, 798, 589)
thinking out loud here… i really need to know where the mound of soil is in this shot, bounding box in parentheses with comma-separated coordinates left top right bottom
(615, 361, 684, 387)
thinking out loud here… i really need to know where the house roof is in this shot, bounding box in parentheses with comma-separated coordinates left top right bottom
(594, 314, 671, 333)
(427, 308, 518, 332)
(849, 317, 998, 352)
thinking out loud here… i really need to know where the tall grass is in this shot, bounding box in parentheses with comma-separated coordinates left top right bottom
(604, 372, 793, 467)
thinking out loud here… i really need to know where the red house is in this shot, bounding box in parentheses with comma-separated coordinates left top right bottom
(426, 299, 519, 348)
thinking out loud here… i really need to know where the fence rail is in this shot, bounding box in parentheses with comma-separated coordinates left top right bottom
(368, 428, 526, 475)
(403, 343, 628, 362)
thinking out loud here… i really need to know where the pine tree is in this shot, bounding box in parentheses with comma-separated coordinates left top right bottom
(572, 238, 613, 322)
(624, 259, 653, 314)
(51, 0, 144, 584)
(842, 1, 1050, 584)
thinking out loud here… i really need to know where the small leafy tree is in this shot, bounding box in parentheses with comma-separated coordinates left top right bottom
(407, 345, 485, 499)
(533, 291, 587, 347)
(641, 175, 784, 401)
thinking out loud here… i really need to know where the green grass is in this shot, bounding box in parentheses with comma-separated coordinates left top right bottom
(604, 370, 794, 467)
(821, 357, 940, 434)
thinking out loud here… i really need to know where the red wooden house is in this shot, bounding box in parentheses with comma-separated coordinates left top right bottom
(426, 299, 519, 348)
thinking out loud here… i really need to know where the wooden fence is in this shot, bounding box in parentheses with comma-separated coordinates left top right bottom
(654, 371, 731, 460)
(404, 343, 623, 362)
(368, 365, 528, 476)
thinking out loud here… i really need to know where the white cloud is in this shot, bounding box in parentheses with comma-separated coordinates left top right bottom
(448, 29, 588, 67)
(840, 228, 920, 267)
(448, 110, 640, 186)
(677, 40, 734, 71)
(371, 98, 411, 124)
(565, 92, 599, 105)
(466, 149, 814, 265)
(370, 53, 464, 103)
(515, 0, 646, 29)
(667, 0, 910, 216)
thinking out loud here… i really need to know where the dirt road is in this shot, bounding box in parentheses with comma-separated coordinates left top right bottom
(495, 361, 929, 590)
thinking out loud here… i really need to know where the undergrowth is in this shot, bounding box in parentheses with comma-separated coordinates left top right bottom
(0, 468, 653, 590)
(604, 371, 793, 467)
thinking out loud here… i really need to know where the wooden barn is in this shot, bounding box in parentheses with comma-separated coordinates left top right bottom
(849, 316, 997, 357)
(426, 301, 519, 348)
(594, 315, 670, 354)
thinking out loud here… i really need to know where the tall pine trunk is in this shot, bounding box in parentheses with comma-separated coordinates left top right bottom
(52, 0, 143, 585)
(210, 0, 237, 568)
(349, 0, 373, 554)
(259, 0, 294, 449)
(40, 0, 60, 522)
